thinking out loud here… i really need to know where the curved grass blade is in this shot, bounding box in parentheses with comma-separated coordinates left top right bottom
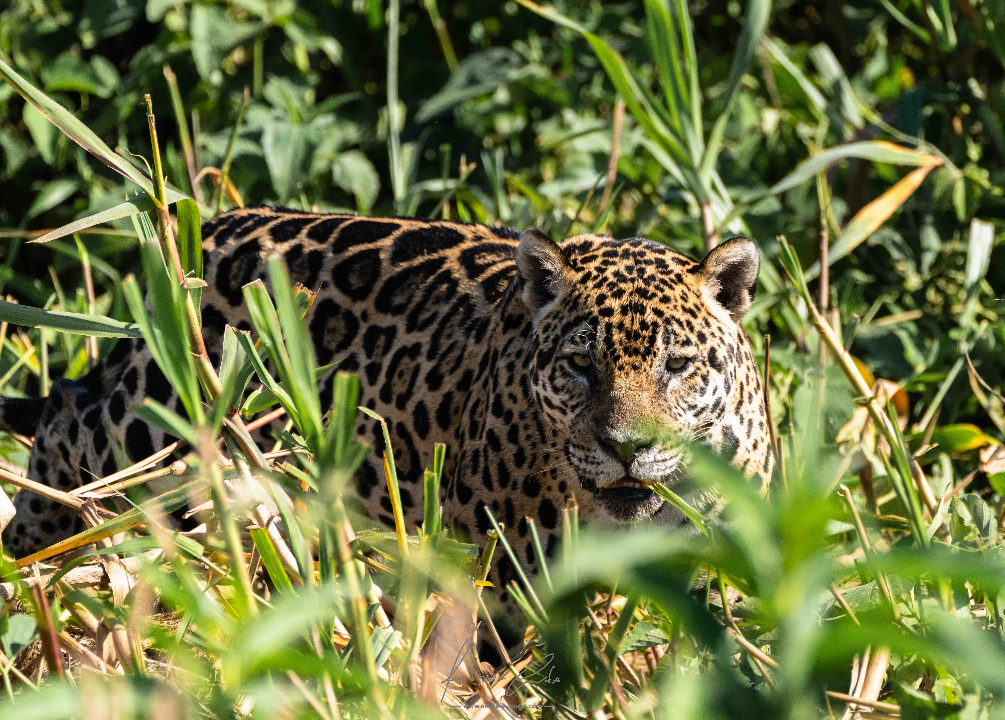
(651, 482, 708, 536)
(720, 140, 942, 229)
(30, 188, 187, 245)
(0, 57, 156, 198)
(0, 299, 141, 338)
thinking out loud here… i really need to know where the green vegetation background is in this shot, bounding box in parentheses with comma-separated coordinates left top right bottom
(2, 0, 1005, 717)
(2, 0, 1004, 416)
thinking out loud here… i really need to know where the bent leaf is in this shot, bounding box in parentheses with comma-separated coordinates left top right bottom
(768, 141, 940, 197)
(806, 163, 938, 280)
(721, 140, 943, 230)
(924, 424, 1000, 456)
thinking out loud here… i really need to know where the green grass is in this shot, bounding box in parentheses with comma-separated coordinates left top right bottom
(1, 0, 1005, 717)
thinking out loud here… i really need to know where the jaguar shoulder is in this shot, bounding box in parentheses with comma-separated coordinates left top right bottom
(1, 207, 773, 601)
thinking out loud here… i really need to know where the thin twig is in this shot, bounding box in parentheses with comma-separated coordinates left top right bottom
(826, 691, 900, 715)
(31, 565, 65, 678)
(214, 88, 250, 214)
(0, 466, 84, 510)
(701, 202, 718, 251)
(830, 583, 861, 625)
(599, 100, 625, 214)
(840, 485, 898, 617)
(763, 335, 784, 490)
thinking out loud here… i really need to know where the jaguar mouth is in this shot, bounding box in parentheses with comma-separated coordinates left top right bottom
(593, 477, 663, 518)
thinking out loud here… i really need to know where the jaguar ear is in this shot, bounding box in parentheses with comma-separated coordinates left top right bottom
(697, 237, 760, 320)
(516, 228, 568, 313)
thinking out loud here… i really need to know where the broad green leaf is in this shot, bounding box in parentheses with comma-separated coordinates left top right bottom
(1, 614, 37, 658)
(621, 620, 668, 653)
(923, 424, 999, 456)
(262, 122, 309, 201)
(964, 218, 994, 290)
(23, 103, 57, 165)
(0, 299, 141, 338)
(25, 178, 82, 221)
(960, 494, 997, 541)
(414, 47, 526, 123)
(332, 150, 380, 214)
(79, 0, 144, 43)
(41, 53, 109, 97)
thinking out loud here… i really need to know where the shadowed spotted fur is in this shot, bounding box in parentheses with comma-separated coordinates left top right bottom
(1, 207, 773, 610)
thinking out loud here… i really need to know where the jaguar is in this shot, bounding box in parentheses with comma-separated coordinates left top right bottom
(0, 207, 773, 606)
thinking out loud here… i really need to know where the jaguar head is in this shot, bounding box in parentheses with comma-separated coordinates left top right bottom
(516, 229, 760, 523)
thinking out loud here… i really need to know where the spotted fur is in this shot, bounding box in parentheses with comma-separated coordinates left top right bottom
(1, 207, 772, 605)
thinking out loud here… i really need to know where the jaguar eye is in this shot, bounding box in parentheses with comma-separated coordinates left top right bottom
(568, 353, 593, 371)
(665, 355, 691, 373)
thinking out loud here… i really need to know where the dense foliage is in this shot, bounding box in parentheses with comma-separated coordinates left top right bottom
(1, 0, 1005, 718)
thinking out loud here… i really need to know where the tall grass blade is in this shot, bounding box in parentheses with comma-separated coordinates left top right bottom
(176, 198, 204, 308)
(698, 0, 770, 182)
(482, 505, 548, 621)
(359, 407, 408, 557)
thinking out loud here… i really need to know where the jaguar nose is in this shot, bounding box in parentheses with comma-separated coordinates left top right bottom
(596, 429, 653, 467)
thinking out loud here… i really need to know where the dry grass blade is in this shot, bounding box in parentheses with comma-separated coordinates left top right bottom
(72, 442, 184, 496)
(0, 482, 15, 534)
(0, 465, 84, 510)
(0, 551, 159, 603)
(828, 689, 899, 717)
(824, 164, 939, 270)
(30, 565, 66, 678)
(599, 99, 625, 214)
(57, 631, 122, 676)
